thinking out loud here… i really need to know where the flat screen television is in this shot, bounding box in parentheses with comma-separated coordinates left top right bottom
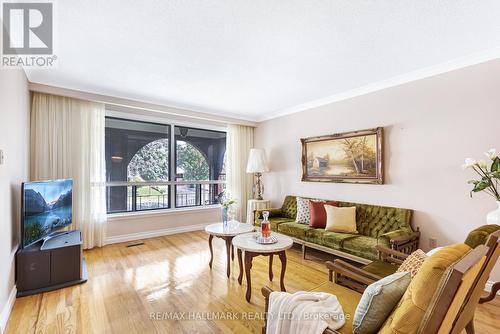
(21, 179, 73, 248)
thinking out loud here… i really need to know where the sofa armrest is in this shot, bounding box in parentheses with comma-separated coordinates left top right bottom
(379, 229, 420, 254)
(326, 260, 381, 283)
(376, 245, 408, 265)
(261, 286, 338, 334)
(255, 208, 282, 220)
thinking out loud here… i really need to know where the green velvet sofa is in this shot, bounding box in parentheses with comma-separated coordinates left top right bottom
(255, 195, 418, 263)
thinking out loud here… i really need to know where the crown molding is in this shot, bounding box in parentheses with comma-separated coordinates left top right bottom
(28, 82, 258, 127)
(258, 48, 500, 122)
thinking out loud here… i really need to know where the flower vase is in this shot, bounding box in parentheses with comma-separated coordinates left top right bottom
(486, 201, 500, 225)
(222, 207, 229, 228)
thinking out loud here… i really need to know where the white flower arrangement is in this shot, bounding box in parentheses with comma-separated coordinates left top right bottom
(463, 148, 500, 201)
(219, 192, 237, 209)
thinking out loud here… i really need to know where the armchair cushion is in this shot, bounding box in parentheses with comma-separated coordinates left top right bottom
(362, 261, 398, 278)
(309, 281, 363, 334)
(353, 272, 411, 334)
(379, 243, 471, 334)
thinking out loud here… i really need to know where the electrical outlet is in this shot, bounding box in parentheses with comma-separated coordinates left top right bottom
(429, 237, 437, 248)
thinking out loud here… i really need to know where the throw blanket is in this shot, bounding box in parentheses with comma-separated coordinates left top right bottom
(266, 291, 345, 334)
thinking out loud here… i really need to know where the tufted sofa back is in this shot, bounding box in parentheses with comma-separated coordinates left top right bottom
(338, 201, 413, 238)
(281, 195, 298, 219)
(279, 195, 413, 237)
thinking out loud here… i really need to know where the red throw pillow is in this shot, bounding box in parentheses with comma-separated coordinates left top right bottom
(309, 200, 339, 228)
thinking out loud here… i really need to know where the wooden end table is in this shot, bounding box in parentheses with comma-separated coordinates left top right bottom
(232, 233, 293, 302)
(204, 221, 254, 278)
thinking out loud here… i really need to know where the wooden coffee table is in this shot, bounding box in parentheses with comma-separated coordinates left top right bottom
(232, 233, 293, 302)
(205, 221, 254, 278)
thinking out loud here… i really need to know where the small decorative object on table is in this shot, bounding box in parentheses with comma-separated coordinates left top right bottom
(219, 193, 236, 228)
(261, 211, 271, 237)
(255, 211, 277, 244)
(463, 148, 500, 224)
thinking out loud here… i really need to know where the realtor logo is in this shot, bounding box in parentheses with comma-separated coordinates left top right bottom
(2, 1, 56, 67)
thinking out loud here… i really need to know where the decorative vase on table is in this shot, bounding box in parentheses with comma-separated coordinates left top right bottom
(219, 194, 236, 229)
(222, 207, 229, 228)
(487, 201, 500, 225)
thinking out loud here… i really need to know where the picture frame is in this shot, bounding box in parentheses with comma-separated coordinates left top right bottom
(301, 127, 384, 184)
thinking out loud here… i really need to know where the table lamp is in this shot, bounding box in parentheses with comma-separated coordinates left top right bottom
(246, 148, 269, 200)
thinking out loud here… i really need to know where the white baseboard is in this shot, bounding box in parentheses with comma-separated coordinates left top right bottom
(485, 280, 500, 295)
(105, 222, 212, 245)
(0, 285, 17, 334)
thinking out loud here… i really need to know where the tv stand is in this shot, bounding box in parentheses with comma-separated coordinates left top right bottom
(16, 230, 87, 297)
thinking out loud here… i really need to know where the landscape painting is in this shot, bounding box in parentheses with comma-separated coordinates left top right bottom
(301, 127, 383, 184)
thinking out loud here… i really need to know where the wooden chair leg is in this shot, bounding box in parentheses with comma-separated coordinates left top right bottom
(302, 244, 306, 259)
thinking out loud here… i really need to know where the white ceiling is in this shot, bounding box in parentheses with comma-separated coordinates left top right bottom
(25, 0, 500, 121)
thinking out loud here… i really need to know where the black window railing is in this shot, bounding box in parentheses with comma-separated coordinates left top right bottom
(106, 180, 226, 214)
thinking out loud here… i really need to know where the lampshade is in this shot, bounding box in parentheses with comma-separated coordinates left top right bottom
(246, 148, 269, 173)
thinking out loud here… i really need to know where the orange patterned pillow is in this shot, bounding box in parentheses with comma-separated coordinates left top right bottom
(396, 249, 427, 277)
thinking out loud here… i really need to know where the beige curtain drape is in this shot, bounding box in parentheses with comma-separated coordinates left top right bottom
(226, 124, 254, 222)
(30, 92, 107, 249)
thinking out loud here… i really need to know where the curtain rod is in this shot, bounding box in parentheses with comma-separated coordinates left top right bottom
(28, 82, 258, 127)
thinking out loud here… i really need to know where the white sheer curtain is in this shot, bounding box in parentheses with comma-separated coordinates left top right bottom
(226, 124, 254, 222)
(30, 92, 107, 249)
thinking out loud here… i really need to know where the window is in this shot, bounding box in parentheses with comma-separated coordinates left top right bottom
(174, 126, 226, 208)
(105, 117, 226, 214)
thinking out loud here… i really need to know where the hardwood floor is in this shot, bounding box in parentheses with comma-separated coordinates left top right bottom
(6, 231, 500, 333)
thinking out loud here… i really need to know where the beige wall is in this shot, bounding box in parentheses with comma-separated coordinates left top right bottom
(0, 69, 29, 327)
(255, 59, 500, 282)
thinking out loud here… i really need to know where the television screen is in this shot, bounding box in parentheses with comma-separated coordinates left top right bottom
(22, 179, 73, 248)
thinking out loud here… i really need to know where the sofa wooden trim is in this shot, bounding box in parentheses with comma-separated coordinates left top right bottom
(388, 229, 421, 254)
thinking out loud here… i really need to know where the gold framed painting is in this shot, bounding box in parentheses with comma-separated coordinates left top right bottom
(301, 127, 383, 184)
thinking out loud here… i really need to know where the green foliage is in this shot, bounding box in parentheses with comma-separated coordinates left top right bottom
(128, 139, 169, 181)
(464, 151, 500, 200)
(127, 139, 210, 182)
(176, 141, 209, 181)
(219, 192, 236, 208)
(491, 157, 500, 173)
(470, 178, 491, 193)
